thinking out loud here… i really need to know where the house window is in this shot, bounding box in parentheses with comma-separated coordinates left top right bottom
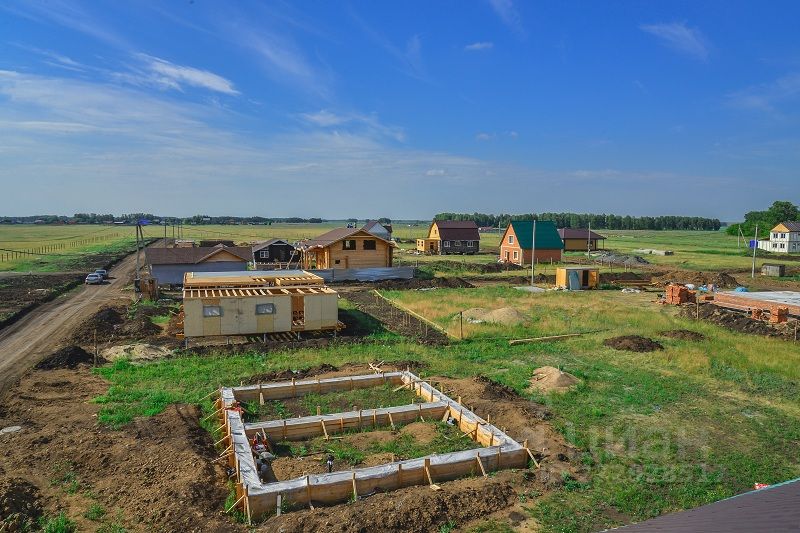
(443, 241, 450, 248)
(255, 303, 275, 315)
(335, 259, 341, 264)
(508, 235, 514, 244)
(453, 240, 462, 246)
(363, 239, 376, 250)
(259, 250, 269, 259)
(468, 240, 477, 247)
(203, 306, 222, 317)
(513, 251, 519, 260)
(343, 239, 356, 250)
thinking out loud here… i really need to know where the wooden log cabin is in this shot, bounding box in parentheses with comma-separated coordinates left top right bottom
(299, 227, 394, 269)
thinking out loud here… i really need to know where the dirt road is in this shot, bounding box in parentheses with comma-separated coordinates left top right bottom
(0, 249, 144, 395)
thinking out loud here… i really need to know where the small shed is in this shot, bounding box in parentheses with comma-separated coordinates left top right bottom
(182, 270, 339, 337)
(556, 266, 599, 290)
(761, 263, 786, 277)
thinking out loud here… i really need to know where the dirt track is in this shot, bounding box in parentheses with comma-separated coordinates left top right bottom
(0, 248, 144, 396)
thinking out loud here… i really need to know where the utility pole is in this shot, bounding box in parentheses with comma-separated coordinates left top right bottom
(163, 222, 167, 247)
(751, 224, 758, 278)
(530, 218, 537, 286)
(134, 223, 141, 293)
(587, 221, 592, 257)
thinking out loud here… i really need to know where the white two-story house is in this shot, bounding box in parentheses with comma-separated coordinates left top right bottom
(760, 221, 800, 253)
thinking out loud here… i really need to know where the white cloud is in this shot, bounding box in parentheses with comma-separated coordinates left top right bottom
(475, 132, 495, 141)
(640, 22, 709, 61)
(507, 130, 518, 138)
(349, 9, 428, 81)
(143, 55, 239, 95)
(425, 169, 446, 176)
(465, 41, 494, 51)
(487, 0, 526, 37)
(726, 73, 800, 114)
(299, 109, 406, 142)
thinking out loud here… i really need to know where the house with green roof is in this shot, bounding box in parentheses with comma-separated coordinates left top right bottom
(499, 220, 564, 265)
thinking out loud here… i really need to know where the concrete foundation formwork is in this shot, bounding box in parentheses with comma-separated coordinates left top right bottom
(212, 371, 536, 521)
(714, 291, 800, 317)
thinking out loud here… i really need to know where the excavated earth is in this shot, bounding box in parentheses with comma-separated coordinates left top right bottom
(603, 335, 664, 352)
(0, 360, 587, 532)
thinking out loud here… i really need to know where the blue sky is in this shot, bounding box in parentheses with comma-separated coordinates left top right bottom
(0, 1, 798, 220)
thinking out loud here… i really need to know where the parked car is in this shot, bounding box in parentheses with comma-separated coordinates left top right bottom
(94, 269, 108, 279)
(85, 273, 103, 285)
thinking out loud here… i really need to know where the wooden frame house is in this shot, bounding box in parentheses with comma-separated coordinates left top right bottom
(557, 228, 607, 252)
(252, 239, 299, 267)
(416, 220, 480, 255)
(181, 270, 340, 337)
(499, 221, 563, 265)
(298, 228, 394, 270)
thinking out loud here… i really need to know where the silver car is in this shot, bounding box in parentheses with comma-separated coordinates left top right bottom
(85, 273, 103, 285)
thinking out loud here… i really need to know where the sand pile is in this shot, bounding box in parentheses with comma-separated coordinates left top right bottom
(603, 335, 663, 352)
(101, 343, 172, 362)
(460, 307, 529, 326)
(528, 366, 580, 393)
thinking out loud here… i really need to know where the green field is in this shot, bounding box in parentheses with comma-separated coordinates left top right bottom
(0, 224, 140, 271)
(93, 287, 800, 532)
(3, 223, 793, 275)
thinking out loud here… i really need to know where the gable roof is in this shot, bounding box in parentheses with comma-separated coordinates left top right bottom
(558, 228, 607, 240)
(506, 220, 564, 250)
(252, 238, 294, 252)
(433, 220, 480, 241)
(145, 246, 251, 265)
(773, 221, 800, 232)
(606, 478, 800, 532)
(299, 227, 393, 249)
(362, 220, 392, 234)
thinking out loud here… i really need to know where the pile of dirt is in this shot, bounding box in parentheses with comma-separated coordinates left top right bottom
(594, 252, 650, 265)
(651, 271, 739, 289)
(683, 305, 789, 337)
(460, 307, 529, 326)
(34, 345, 103, 370)
(0, 478, 43, 530)
(376, 277, 474, 290)
(659, 329, 706, 341)
(603, 335, 664, 352)
(71, 306, 125, 344)
(528, 366, 580, 393)
(400, 421, 437, 444)
(475, 375, 520, 401)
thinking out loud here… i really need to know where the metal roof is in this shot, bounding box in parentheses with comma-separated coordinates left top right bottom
(605, 478, 800, 532)
(506, 220, 564, 250)
(144, 246, 251, 265)
(558, 228, 607, 240)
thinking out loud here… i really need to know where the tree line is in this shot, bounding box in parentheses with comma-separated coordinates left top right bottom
(725, 201, 799, 238)
(434, 212, 722, 231)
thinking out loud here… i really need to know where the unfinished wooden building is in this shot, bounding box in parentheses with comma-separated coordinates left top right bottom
(181, 270, 340, 337)
(298, 227, 394, 270)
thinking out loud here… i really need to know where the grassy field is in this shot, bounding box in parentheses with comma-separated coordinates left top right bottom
(0, 224, 141, 271)
(93, 286, 800, 531)
(2, 223, 794, 274)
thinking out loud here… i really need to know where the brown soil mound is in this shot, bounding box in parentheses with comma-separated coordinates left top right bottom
(684, 305, 790, 338)
(35, 345, 104, 370)
(461, 307, 528, 326)
(71, 306, 126, 344)
(651, 271, 739, 288)
(603, 335, 664, 352)
(529, 366, 580, 393)
(400, 421, 437, 444)
(0, 478, 43, 529)
(659, 329, 706, 341)
(376, 277, 474, 290)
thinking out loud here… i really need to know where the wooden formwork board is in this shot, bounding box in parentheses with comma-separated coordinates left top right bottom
(216, 371, 532, 519)
(244, 402, 448, 441)
(229, 372, 404, 403)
